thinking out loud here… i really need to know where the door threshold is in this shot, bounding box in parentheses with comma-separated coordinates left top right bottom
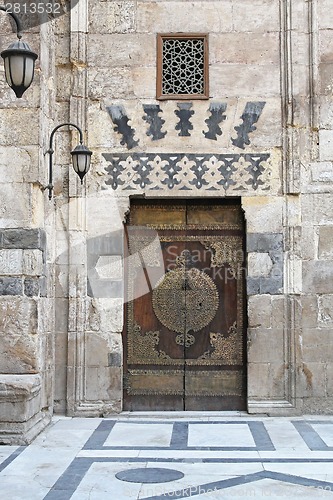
(118, 411, 248, 418)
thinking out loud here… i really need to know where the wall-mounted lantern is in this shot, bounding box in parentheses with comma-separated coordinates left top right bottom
(0, 5, 38, 98)
(46, 123, 92, 200)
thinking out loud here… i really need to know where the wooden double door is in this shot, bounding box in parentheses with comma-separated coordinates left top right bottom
(123, 199, 247, 411)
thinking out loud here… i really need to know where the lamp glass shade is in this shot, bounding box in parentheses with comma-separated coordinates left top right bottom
(1, 40, 38, 98)
(71, 144, 92, 183)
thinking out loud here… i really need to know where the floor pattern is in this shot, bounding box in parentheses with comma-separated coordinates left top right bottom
(1, 414, 333, 499)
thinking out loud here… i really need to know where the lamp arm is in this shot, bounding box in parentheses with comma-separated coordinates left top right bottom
(0, 5, 23, 39)
(46, 123, 84, 200)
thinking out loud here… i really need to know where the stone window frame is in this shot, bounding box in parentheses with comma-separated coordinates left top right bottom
(156, 33, 209, 100)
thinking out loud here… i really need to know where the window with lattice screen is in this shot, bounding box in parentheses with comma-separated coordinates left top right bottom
(157, 34, 209, 100)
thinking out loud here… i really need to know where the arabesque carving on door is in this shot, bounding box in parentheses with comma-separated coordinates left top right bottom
(123, 199, 247, 410)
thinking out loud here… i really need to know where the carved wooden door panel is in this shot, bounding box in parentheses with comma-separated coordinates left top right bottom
(123, 200, 246, 411)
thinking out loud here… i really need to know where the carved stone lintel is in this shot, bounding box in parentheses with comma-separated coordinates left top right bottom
(103, 153, 271, 192)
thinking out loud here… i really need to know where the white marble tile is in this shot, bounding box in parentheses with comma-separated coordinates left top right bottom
(263, 421, 309, 450)
(188, 423, 255, 447)
(258, 450, 333, 459)
(0, 476, 49, 500)
(104, 422, 173, 447)
(264, 462, 333, 476)
(71, 462, 143, 500)
(137, 449, 261, 459)
(51, 417, 102, 430)
(0, 446, 19, 464)
(304, 416, 333, 421)
(0, 448, 80, 487)
(32, 425, 101, 449)
(78, 449, 141, 458)
(312, 424, 333, 447)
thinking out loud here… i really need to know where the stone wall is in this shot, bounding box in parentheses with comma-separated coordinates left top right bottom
(1, 0, 333, 443)
(0, 13, 56, 441)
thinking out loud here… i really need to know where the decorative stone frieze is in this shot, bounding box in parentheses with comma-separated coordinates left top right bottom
(103, 152, 272, 193)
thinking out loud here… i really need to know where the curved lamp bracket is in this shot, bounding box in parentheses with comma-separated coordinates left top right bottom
(46, 123, 92, 200)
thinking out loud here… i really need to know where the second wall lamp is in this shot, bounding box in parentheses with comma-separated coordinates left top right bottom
(46, 123, 92, 200)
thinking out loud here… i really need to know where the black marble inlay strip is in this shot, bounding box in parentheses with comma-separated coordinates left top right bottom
(170, 423, 189, 449)
(0, 446, 26, 473)
(109, 420, 182, 425)
(43, 458, 92, 500)
(141, 471, 333, 500)
(248, 421, 275, 451)
(142, 471, 265, 499)
(77, 457, 333, 464)
(82, 420, 117, 450)
(304, 420, 333, 425)
(181, 420, 278, 425)
(292, 421, 330, 450)
(100, 445, 259, 451)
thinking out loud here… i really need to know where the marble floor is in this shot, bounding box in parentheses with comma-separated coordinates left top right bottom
(1, 412, 333, 499)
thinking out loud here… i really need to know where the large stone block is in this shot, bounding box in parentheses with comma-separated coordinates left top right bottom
(210, 32, 279, 65)
(271, 296, 286, 328)
(210, 64, 280, 99)
(319, 29, 333, 64)
(87, 34, 155, 67)
(318, 295, 333, 325)
(0, 184, 34, 229)
(137, 1, 232, 33)
(296, 362, 326, 398)
(0, 228, 46, 250)
(297, 397, 333, 414)
(302, 261, 333, 294)
(319, 129, 333, 160)
(248, 294, 272, 328)
(232, 0, 280, 33)
(88, 104, 120, 149)
(318, 226, 333, 259)
(301, 328, 333, 362)
(0, 250, 23, 275)
(0, 298, 39, 373)
(242, 197, 283, 233)
(318, 0, 333, 29)
(301, 296, 318, 329)
(302, 194, 333, 225)
(300, 226, 316, 260)
(310, 162, 333, 184)
(246, 232, 283, 295)
(327, 363, 333, 397)
(0, 277, 23, 296)
(89, 1, 136, 34)
(247, 233, 283, 252)
(248, 328, 284, 363)
(88, 67, 133, 100)
(248, 252, 273, 278)
(247, 362, 286, 399)
(86, 332, 109, 368)
(0, 147, 28, 183)
(0, 109, 39, 146)
(87, 298, 123, 333)
(0, 374, 50, 445)
(84, 366, 122, 401)
(318, 95, 333, 129)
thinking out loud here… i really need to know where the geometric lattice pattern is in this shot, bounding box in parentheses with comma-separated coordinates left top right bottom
(162, 38, 205, 95)
(103, 152, 271, 192)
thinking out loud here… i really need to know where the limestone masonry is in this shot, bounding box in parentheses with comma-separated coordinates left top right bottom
(1, 0, 333, 443)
